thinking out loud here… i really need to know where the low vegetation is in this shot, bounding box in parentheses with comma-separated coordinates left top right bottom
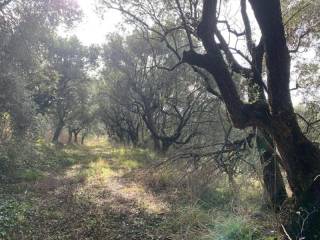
(0, 139, 282, 239)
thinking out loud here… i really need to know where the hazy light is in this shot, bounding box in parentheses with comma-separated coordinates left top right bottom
(60, 0, 122, 45)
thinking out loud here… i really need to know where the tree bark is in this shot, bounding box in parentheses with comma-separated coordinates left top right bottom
(256, 130, 287, 210)
(272, 123, 320, 238)
(74, 132, 79, 144)
(184, 1, 320, 238)
(262, 153, 287, 209)
(52, 121, 64, 143)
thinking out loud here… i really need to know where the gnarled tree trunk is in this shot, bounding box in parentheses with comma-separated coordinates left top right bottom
(181, 0, 320, 237)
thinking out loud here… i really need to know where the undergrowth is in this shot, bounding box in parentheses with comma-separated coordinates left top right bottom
(0, 139, 281, 239)
(138, 160, 281, 240)
(0, 198, 32, 239)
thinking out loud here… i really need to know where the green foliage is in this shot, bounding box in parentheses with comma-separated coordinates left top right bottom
(1, 139, 90, 181)
(160, 205, 266, 240)
(99, 32, 205, 150)
(110, 147, 155, 169)
(0, 139, 38, 181)
(0, 199, 31, 239)
(33, 142, 88, 171)
(221, 221, 257, 240)
(0, 0, 81, 138)
(1, 0, 320, 238)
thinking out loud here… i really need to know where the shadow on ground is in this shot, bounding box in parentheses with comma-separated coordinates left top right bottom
(1, 139, 170, 240)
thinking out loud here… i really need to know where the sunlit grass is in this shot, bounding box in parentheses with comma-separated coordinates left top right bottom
(121, 184, 169, 214)
(80, 158, 115, 181)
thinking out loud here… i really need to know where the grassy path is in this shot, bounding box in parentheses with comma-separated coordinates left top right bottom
(0, 140, 170, 240)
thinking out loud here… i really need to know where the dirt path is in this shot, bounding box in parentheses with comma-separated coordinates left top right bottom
(8, 142, 171, 240)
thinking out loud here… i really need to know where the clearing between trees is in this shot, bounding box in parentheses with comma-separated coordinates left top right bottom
(1, 139, 281, 240)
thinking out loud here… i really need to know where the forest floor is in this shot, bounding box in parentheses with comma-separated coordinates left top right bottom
(0, 139, 280, 240)
(0, 139, 172, 239)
